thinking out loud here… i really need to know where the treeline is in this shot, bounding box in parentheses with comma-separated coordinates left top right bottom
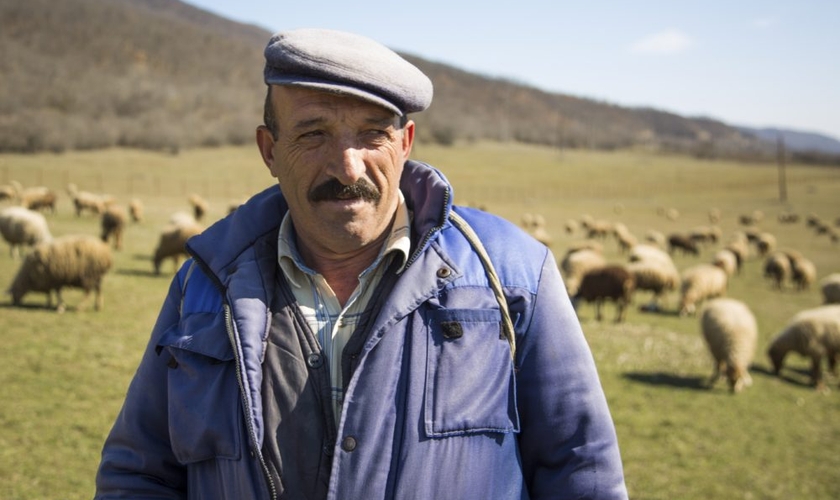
(1, 0, 835, 165)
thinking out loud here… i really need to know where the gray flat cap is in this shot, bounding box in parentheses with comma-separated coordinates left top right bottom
(264, 28, 433, 116)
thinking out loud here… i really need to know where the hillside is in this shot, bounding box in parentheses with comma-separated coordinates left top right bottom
(0, 0, 833, 162)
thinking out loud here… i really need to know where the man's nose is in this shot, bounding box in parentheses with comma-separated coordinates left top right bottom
(330, 143, 366, 185)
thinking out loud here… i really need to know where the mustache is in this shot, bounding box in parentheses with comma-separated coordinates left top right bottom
(308, 178, 381, 203)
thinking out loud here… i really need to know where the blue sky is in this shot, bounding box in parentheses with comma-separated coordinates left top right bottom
(186, 0, 840, 140)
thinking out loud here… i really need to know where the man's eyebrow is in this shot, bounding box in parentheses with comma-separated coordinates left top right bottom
(292, 117, 326, 131)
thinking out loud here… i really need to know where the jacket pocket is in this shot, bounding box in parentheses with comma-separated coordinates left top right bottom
(157, 313, 243, 464)
(424, 308, 520, 437)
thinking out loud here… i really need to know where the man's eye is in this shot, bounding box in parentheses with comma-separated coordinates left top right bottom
(299, 130, 325, 139)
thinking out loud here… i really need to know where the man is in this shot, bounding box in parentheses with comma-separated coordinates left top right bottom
(96, 28, 628, 499)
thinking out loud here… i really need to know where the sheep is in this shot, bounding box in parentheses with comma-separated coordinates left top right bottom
(777, 212, 799, 224)
(188, 193, 209, 222)
(754, 232, 777, 257)
(66, 183, 107, 216)
(644, 229, 666, 249)
(724, 233, 750, 274)
(20, 187, 58, 213)
(0, 206, 53, 258)
(571, 264, 635, 323)
(700, 298, 758, 393)
(559, 247, 606, 296)
(565, 239, 604, 255)
(790, 255, 817, 291)
(688, 225, 720, 246)
(679, 263, 728, 316)
(821, 274, 840, 304)
(711, 249, 738, 278)
(153, 220, 204, 274)
(626, 244, 680, 312)
(767, 305, 840, 389)
(100, 205, 128, 250)
(612, 223, 638, 254)
(128, 198, 144, 223)
(763, 252, 791, 290)
(585, 219, 612, 240)
(7, 234, 113, 312)
(708, 208, 721, 224)
(563, 218, 578, 235)
(0, 182, 17, 203)
(667, 233, 700, 256)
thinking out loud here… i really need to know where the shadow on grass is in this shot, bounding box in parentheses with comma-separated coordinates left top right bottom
(623, 371, 707, 390)
(0, 301, 53, 311)
(636, 304, 681, 317)
(750, 364, 816, 389)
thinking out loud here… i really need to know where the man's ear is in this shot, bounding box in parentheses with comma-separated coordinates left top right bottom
(402, 120, 416, 158)
(256, 125, 276, 170)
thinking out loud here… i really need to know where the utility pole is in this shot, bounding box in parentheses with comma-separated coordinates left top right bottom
(777, 134, 787, 202)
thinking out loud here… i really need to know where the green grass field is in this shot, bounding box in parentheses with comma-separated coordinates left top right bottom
(1, 143, 839, 499)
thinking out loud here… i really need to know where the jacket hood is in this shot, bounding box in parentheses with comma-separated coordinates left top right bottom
(186, 160, 454, 284)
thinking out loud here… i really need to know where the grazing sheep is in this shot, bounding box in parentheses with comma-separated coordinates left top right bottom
(66, 183, 107, 216)
(585, 219, 612, 240)
(612, 223, 638, 254)
(777, 212, 799, 224)
(0, 182, 17, 203)
(626, 244, 680, 312)
(708, 208, 721, 224)
(565, 239, 604, 255)
(712, 249, 738, 278)
(559, 247, 606, 296)
(767, 305, 840, 389)
(679, 263, 728, 316)
(790, 255, 817, 291)
(755, 232, 777, 256)
(763, 252, 791, 290)
(700, 298, 758, 393)
(688, 225, 721, 246)
(564, 218, 578, 235)
(188, 193, 209, 222)
(821, 274, 840, 304)
(572, 264, 635, 323)
(20, 187, 58, 213)
(128, 198, 144, 223)
(644, 229, 666, 249)
(0, 206, 53, 258)
(724, 233, 750, 274)
(667, 234, 700, 256)
(100, 205, 127, 250)
(153, 220, 204, 274)
(665, 208, 680, 221)
(7, 235, 113, 312)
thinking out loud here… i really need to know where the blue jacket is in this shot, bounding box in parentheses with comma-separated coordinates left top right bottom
(96, 160, 627, 499)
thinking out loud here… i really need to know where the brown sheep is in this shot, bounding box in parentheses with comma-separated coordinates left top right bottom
(572, 264, 635, 323)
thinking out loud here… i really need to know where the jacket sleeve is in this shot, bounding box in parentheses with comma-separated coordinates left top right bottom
(95, 269, 190, 499)
(515, 253, 628, 499)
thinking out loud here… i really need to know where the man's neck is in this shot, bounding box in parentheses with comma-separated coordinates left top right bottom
(299, 232, 390, 307)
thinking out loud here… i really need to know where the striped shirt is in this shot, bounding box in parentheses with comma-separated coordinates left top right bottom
(277, 192, 411, 426)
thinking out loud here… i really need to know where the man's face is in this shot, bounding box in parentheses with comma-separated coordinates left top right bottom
(257, 86, 415, 261)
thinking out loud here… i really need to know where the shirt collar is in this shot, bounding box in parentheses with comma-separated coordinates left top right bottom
(277, 190, 411, 288)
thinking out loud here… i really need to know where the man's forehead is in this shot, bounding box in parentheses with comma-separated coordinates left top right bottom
(272, 85, 399, 123)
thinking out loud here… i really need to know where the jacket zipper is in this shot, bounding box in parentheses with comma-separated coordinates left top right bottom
(187, 251, 278, 500)
(403, 186, 451, 269)
(224, 303, 278, 500)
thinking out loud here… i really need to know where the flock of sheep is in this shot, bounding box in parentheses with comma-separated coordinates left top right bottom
(0, 181, 211, 312)
(522, 208, 840, 394)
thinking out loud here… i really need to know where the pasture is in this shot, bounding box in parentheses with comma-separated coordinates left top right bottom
(1, 142, 839, 499)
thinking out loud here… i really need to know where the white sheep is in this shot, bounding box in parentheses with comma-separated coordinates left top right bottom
(128, 198, 144, 223)
(820, 274, 840, 304)
(188, 193, 209, 222)
(763, 252, 791, 290)
(754, 231, 777, 257)
(0, 206, 53, 258)
(559, 248, 606, 296)
(7, 234, 113, 312)
(679, 263, 728, 316)
(153, 220, 204, 274)
(700, 298, 758, 393)
(767, 304, 840, 389)
(790, 255, 817, 291)
(66, 183, 108, 216)
(711, 249, 738, 278)
(626, 244, 680, 312)
(644, 229, 666, 249)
